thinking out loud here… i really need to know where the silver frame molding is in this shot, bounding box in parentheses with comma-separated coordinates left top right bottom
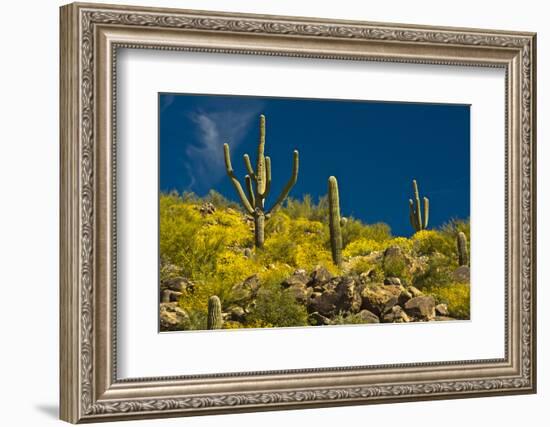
(60, 2, 537, 423)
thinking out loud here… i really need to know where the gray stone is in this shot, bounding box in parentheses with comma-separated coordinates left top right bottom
(435, 303, 449, 316)
(282, 270, 309, 288)
(384, 277, 402, 286)
(310, 265, 333, 285)
(231, 274, 260, 303)
(452, 265, 471, 283)
(161, 277, 194, 293)
(161, 289, 182, 303)
(404, 296, 436, 320)
(309, 312, 331, 326)
(383, 305, 410, 323)
(356, 309, 380, 324)
(159, 302, 189, 331)
(360, 283, 402, 316)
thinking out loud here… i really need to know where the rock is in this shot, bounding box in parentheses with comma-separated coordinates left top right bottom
(243, 248, 253, 258)
(404, 296, 436, 320)
(308, 277, 361, 316)
(383, 305, 410, 323)
(408, 286, 424, 298)
(434, 316, 457, 322)
(198, 202, 216, 216)
(435, 303, 449, 316)
(288, 284, 308, 304)
(356, 309, 380, 324)
(161, 289, 182, 303)
(309, 312, 331, 326)
(310, 265, 333, 285)
(384, 277, 402, 286)
(231, 274, 260, 303)
(384, 246, 402, 259)
(159, 302, 188, 331)
(161, 277, 194, 293)
(282, 270, 309, 288)
(398, 288, 413, 306)
(226, 305, 245, 322)
(335, 277, 362, 313)
(360, 283, 402, 316)
(452, 265, 470, 283)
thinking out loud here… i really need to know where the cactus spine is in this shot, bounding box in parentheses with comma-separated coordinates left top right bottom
(224, 114, 299, 248)
(328, 176, 343, 267)
(207, 295, 222, 330)
(457, 231, 469, 266)
(408, 179, 429, 232)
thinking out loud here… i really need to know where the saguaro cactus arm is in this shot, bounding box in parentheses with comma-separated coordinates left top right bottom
(267, 150, 299, 214)
(245, 175, 255, 207)
(223, 143, 254, 215)
(264, 156, 272, 199)
(409, 179, 430, 231)
(243, 154, 255, 179)
(423, 197, 430, 229)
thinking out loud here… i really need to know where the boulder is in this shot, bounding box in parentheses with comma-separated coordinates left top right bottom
(287, 284, 309, 304)
(360, 283, 402, 316)
(384, 277, 402, 286)
(161, 277, 194, 293)
(161, 289, 182, 303)
(383, 305, 410, 323)
(309, 312, 331, 326)
(452, 265, 470, 283)
(308, 277, 361, 316)
(231, 274, 260, 303)
(282, 269, 309, 288)
(398, 288, 413, 306)
(404, 296, 436, 320)
(408, 286, 424, 298)
(310, 265, 333, 285)
(435, 303, 449, 316)
(159, 302, 188, 331)
(356, 309, 380, 324)
(225, 305, 246, 322)
(198, 202, 216, 216)
(435, 316, 457, 322)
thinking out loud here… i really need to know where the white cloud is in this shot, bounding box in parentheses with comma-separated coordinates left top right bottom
(184, 108, 262, 191)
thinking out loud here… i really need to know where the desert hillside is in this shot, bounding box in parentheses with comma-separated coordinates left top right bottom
(159, 191, 470, 331)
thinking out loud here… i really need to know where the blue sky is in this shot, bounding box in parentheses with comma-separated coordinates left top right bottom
(159, 93, 470, 237)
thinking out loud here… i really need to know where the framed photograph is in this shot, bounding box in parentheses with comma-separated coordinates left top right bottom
(60, 2, 537, 423)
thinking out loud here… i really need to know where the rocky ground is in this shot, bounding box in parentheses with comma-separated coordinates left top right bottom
(160, 256, 467, 331)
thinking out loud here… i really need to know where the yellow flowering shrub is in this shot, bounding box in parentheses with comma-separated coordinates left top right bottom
(343, 238, 384, 257)
(425, 283, 470, 319)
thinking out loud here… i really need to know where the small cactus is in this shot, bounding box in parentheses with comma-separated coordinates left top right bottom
(207, 295, 222, 330)
(408, 179, 429, 232)
(457, 231, 469, 266)
(328, 176, 343, 267)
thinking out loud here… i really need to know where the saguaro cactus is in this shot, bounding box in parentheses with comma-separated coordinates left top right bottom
(207, 295, 222, 330)
(408, 179, 430, 232)
(223, 114, 299, 248)
(328, 176, 343, 267)
(457, 231, 469, 266)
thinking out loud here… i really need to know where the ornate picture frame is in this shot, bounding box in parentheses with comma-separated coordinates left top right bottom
(60, 2, 536, 423)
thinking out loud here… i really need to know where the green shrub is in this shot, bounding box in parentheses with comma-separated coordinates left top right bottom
(246, 287, 308, 328)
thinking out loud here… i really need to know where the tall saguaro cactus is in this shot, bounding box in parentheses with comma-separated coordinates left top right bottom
(328, 176, 343, 267)
(223, 115, 299, 248)
(207, 295, 222, 330)
(457, 231, 469, 266)
(408, 179, 430, 232)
